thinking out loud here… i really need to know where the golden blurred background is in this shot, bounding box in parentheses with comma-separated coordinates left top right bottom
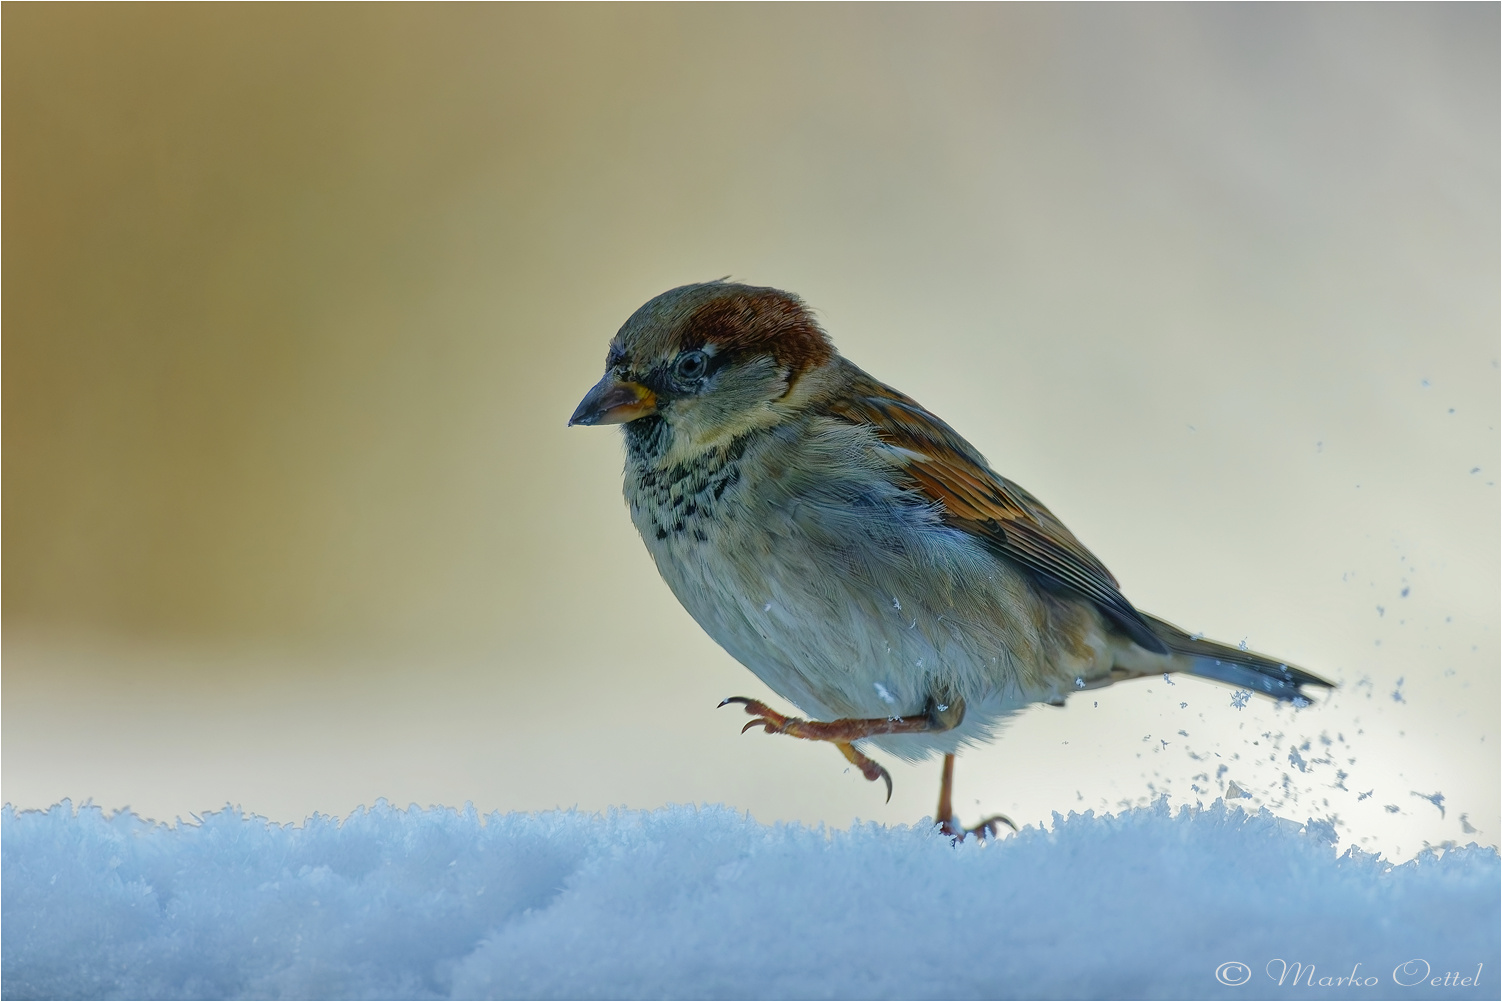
(4, 5, 1496, 857)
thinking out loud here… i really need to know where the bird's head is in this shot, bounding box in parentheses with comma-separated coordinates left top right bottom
(568, 281, 836, 464)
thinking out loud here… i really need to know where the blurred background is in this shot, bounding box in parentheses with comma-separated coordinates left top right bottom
(4, 5, 1496, 858)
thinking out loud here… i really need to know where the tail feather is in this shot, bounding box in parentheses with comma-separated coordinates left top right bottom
(1141, 613, 1334, 704)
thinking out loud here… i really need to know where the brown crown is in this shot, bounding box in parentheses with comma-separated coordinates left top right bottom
(684, 286, 835, 375)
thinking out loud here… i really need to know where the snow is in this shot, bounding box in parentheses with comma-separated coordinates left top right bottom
(3, 800, 1497, 1000)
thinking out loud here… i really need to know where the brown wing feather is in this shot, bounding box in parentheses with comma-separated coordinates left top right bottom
(821, 370, 1168, 654)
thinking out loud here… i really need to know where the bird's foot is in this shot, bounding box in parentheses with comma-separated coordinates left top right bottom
(719, 696, 950, 741)
(938, 813, 1017, 843)
(719, 696, 903, 800)
(934, 752, 1015, 842)
(720, 696, 801, 736)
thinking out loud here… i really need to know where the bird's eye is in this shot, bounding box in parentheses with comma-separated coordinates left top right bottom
(672, 350, 709, 384)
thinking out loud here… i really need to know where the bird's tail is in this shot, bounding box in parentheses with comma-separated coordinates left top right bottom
(1141, 613, 1334, 704)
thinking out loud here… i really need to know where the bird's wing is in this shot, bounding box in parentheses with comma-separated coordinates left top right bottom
(820, 371, 1168, 654)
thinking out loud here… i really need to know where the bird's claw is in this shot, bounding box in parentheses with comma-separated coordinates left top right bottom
(939, 813, 1018, 842)
(722, 696, 791, 734)
(850, 751, 894, 802)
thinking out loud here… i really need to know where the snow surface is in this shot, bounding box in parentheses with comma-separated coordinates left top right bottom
(3, 800, 1497, 1000)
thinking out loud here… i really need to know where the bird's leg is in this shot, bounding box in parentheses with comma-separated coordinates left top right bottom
(936, 752, 1017, 842)
(936, 752, 957, 832)
(719, 695, 963, 802)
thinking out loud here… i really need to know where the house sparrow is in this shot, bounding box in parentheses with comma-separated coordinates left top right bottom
(570, 280, 1332, 837)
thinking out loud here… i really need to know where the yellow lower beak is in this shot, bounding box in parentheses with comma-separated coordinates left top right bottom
(568, 376, 658, 426)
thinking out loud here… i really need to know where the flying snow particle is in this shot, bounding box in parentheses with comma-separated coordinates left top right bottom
(1410, 791, 1445, 818)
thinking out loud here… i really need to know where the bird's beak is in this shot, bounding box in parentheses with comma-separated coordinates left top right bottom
(568, 376, 658, 426)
